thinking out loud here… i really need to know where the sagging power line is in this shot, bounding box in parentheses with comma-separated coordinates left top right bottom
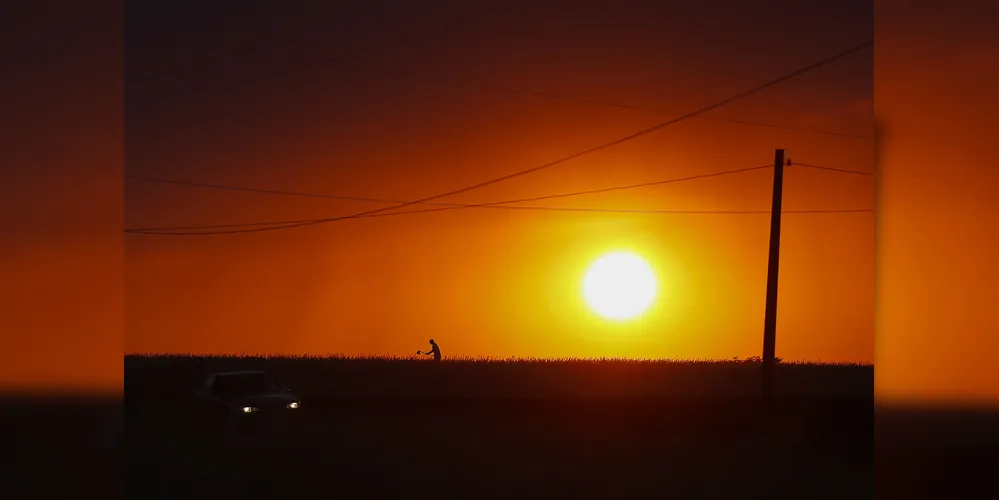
(128, 0, 872, 143)
(789, 162, 874, 176)
(127, 163, 872, 234)
(126, 39, 873, 236)
(124, 160, 871, 219)
(125, 164, 772, 217)
(128, 207, 873, 235)
(343, 62, 874, 142)
(126, 164, 773, 233)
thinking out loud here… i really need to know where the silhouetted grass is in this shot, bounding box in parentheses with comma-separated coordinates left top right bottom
(126, 354, 872, 400)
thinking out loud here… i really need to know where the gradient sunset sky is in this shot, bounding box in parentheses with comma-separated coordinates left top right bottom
(124, 0, 874, 361)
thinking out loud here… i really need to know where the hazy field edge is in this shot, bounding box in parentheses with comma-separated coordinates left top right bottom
(125, 354, 873, 366)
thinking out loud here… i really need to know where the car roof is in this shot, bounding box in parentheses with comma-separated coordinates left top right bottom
(211, 370, 269, 377)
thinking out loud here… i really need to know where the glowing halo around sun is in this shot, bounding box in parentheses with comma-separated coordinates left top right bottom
(582, 251, 658, 320)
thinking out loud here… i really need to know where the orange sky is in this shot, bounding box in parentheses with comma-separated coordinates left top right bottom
(0, 0, 122, 393)
(7, 1, 999, 403)
(875, 0, 999, 404)
(124, 0, 874, 362)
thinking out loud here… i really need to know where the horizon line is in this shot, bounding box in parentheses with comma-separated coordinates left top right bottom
(125, 353, 872, 365)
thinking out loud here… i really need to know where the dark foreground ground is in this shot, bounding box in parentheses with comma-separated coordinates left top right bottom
(130, 397, 871, 500)
(6, 356, 996, 499)
(8, 396, 997, 499)
(118, 356, 873, 499)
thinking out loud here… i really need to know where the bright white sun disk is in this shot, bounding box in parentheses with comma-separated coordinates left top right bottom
(583, 252, 657, 320)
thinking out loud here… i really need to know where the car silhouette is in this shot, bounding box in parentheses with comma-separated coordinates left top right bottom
(192, 370, 301, 419)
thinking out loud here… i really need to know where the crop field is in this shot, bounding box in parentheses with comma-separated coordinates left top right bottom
(126, 355, 873, 499)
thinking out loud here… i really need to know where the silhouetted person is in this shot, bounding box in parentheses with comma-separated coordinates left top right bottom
(417, 339, 441, 361)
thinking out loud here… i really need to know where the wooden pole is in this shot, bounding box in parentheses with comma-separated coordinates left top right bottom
(761, 149, 785, 398)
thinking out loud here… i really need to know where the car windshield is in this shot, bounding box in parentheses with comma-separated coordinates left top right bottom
(213, 373, 278, 399)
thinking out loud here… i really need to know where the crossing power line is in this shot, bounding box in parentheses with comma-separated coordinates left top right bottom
(789, 162, 874, 176)
(126, 164, 772, 213)
(127, 1, 872, 143)
(342, 61, 875, 142)
(127, 164, 773, 232)
(128, 206, 874, 235)
(126, 39, 873, 236)
(126, 164, 873, 235)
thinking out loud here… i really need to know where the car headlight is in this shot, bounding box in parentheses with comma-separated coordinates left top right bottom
(287, 402, 299, 409)
(242, 406, 260, 413)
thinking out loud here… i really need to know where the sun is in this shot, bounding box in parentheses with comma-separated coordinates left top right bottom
(582, 251, 658, 320)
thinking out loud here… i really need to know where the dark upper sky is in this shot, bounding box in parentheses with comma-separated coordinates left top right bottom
(126, 0, 873, 163)
(126, 0, 873, 98)
(125, 0, 872, 224)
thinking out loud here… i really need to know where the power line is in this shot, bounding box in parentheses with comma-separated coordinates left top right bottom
(125, 164, 771, 210)
(695, 115, 871, 141)
(315, 40, 873, 217)
(346, 62, 874, 141)
(131, 3, 872, 143)
(377, 207, 872, 217)
(149, 39, 872, 236)
(125, 175, 413, 205)
(351, 203, 874, 220)
(126, 164, 773, 232)
(128, 3, 873, 143)
(789, 162, 874, 176)
(126, 165, 874, 235)
(127, 39, 873, 236)
(129, 207, 873, 235)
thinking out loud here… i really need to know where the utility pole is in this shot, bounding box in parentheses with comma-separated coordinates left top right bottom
(761, 149, 785, 399)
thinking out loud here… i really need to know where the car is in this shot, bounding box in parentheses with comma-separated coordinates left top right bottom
(192, 370, 301, 420)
